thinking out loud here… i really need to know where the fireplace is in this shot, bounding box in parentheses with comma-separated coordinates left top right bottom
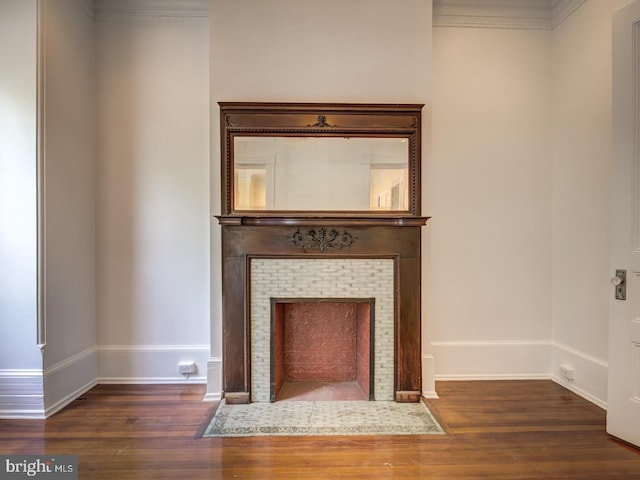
(216, 102, 428, 404)
(217, 219, 426, 404)
(271, 299, 374, 402)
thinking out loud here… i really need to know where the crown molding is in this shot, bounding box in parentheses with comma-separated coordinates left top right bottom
(551, 0, 587, 28)
(76, 0, 587, 29)
(433, 0, 587, 30)
(72, 0, 96, 18)
(94, 0, 208, 22)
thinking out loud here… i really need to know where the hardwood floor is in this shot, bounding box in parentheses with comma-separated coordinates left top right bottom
(1, 381, 639, 479)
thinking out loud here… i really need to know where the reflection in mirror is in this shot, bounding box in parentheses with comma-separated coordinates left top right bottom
(233, 137, 409, 211)
(235, 167, 268, 209)
(370, 166, 408, 210)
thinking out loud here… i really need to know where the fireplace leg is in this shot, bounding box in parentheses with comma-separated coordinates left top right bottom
(224, 392, 250, 404)
(395, 391, 421, 403)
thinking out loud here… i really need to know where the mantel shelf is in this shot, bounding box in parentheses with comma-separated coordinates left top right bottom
(215, 215, 430, 227)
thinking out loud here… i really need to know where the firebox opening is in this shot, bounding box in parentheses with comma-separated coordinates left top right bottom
(270, 299, 375, 402)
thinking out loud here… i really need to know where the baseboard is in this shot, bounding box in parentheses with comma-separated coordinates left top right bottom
(429, 340, 608, 409)
(97, 344, 210, 383)
(551, 341, 608, 409)
(430, 340, 552, 378)
(205, 356, 222, 401)
(435, 373, 551, 381)
(45, 379, 98, 417)
(98, 376, 207, 384)
(0, 370, 45, 419)
(550, 375, 607, 410)
(422, 354, 439, 398)
(43, 346, 98, 417)
(433, 372, 607, 409)
(203, 392, 222, 401)
(0, 344, 213, 418)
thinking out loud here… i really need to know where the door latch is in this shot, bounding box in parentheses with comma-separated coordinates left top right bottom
(611, 269, 626, 300)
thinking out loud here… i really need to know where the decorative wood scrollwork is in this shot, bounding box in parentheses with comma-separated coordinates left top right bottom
(225, 115, 240, 127)
(288, 228, 355, 251)
(307, 115, 336, 128)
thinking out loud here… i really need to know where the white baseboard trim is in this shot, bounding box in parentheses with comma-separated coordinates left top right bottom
(205, 356, 222, 401)
(0, 369, 45, 419)
(429, 339, 608, 409)
(43, 346, 98, 417)
(422, 354, 438, 398)
(550, 375, 607, 410)
(551, 341, 608, 409)
(44, 345, 97, 377)
(0, 408, 46, 420)
(435, 373, 552, 381)
(45, 379, 98, 417)
(434, 372, 607, 409)
(430, 340, 552, 378)
(98, 376, 207, 384)
(203, 392, 222, 402)
(97, 344, 210, 383)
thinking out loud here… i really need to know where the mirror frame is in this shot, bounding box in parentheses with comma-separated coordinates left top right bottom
(219, 102, 424, 218)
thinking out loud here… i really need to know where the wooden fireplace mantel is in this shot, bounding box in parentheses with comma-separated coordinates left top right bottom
(216, 102, 428, 404)
(216, 215, 429, 404)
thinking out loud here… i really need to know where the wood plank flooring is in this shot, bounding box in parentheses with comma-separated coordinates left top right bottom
(1, 380, 639, 479)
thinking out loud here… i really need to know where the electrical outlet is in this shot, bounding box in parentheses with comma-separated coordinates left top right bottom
(178, 362, 196, 375)
(559, 364, 574, 381)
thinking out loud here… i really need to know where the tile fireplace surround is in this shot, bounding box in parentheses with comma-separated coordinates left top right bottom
(216, 217, 428, 404)
(251, 258, 394, 402)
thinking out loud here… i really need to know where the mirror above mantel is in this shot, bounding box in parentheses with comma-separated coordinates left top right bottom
(234, 136, 409, 212)
(218, 102, 425, 221)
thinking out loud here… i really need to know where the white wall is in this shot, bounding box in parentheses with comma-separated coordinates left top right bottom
(429, 0, 632, 407)
(551, 0, 633, 407)
(96, 14, 211, 384)
(210, 0, 432, 399)
(0, 0, 44, 417)
(0, 0, 626, 415)
(430, 26, 554, 380)
(210, 0, 430, 104)
(40, 0, 99, 416)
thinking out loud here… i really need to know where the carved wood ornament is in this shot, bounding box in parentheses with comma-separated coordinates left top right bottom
(288, 228, 355, 251)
